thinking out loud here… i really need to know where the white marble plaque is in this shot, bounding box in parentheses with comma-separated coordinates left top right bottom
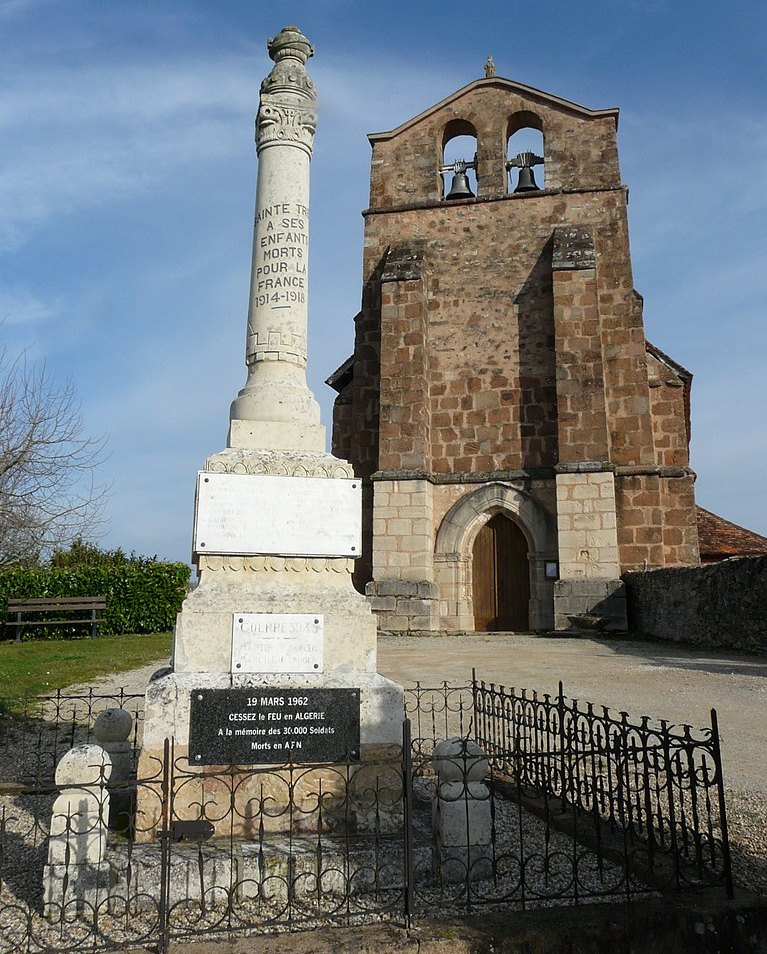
(232, 613, 324, 674)
(193, 472, 361, 556)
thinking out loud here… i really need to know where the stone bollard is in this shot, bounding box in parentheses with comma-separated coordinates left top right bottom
(431, 737, 492, 882)
(43, 743, 113, 920)
(94, 708, 134, 832)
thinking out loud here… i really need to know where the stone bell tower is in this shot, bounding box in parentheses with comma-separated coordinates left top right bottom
(328, 68, 699, 634)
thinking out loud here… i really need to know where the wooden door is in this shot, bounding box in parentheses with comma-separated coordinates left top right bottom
(472, 514, 530, 631)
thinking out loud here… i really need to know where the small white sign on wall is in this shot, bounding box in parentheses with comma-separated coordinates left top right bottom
(193, 472, 361, 557)
(231, 613, 324, 674)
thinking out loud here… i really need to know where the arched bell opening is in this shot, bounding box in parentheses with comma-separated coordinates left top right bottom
(506, 111, 545, 193)
(471, 512, 531, 631)
(441, 119, 478, 200)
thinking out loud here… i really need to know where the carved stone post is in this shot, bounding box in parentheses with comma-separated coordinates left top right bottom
(431, 737, 492, 882)
(43, 744, 112, 919)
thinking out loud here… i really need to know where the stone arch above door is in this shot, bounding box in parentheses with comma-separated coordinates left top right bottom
(434, 483, 557, 632)
(436, 483, 555, 557)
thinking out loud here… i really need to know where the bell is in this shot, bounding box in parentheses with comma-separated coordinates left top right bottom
(514, 165, 540, 193)
(445, 170, 475, 200)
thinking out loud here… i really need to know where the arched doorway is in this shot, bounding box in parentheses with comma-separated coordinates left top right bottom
(472, 514, 530, 631)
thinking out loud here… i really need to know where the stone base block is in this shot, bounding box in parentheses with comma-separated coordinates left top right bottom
(553, 579, 627, 632)
(110, 843, 238, 910)
(365, 579, 438, 632)
(135, 743, 404, 842)
(228, 418, 326, 453)
(107, 837, 421, 909)
(135, 670, 405, 841)
(173, 574, 378, 674)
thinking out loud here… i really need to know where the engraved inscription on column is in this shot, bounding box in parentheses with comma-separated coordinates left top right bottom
(248, 200, 308, 364)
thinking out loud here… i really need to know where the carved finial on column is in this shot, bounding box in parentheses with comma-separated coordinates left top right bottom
(484, 55, 496, 78)
(257, 25, 317, 157)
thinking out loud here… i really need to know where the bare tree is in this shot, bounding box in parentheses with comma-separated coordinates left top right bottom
(0, 344, 109, 568)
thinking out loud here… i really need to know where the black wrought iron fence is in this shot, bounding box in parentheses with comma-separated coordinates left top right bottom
(402, 682, 657, 912)
(0, 689, 144, 787)
(0, 678, 734, 953)
(470, 673, 734, 898)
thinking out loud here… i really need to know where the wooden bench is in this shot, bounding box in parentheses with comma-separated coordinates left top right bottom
(5, 597, 107, 643)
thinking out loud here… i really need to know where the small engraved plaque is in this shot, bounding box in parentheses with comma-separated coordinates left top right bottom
(232, 613, 323, 674)
(188, 688, 361, 765)
(193, 472, 361, 557)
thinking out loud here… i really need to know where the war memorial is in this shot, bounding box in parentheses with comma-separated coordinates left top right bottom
(133, 22, 404, 840)
(0, 24, 758, 954)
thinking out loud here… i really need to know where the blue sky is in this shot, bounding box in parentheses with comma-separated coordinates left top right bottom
(2, 0, 765, 561)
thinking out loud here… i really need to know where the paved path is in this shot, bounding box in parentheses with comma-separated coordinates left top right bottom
(91, 633, 766, 792)
(377, 634, 767, 792)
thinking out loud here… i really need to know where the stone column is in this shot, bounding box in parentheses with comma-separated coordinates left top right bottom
(229, 25, 324, 453)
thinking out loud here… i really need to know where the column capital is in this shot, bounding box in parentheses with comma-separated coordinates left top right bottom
(257, 26, 317, 156)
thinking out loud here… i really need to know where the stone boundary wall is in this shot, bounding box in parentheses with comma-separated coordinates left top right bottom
(624, 555, 767, 652)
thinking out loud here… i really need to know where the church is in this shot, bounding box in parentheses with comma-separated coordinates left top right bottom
(327, 66, 765, 634)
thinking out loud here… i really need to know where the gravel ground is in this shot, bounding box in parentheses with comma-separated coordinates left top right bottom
(724, 789, 767, 896)
(0, 767, 651, 954)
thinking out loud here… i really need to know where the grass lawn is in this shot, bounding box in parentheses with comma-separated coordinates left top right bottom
(0, 632, 172, 699)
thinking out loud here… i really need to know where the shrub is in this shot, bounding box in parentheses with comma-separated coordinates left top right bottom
(48, 538, 158, 569)
(0, 561, 190, 639)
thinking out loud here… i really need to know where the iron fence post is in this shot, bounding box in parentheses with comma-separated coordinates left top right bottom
(558, 681, 567, 812)
(157, 737, 172, 953)
(402, 717, 415, 927)
(710, 708, 734, 899)
(471, 667, 479, 746)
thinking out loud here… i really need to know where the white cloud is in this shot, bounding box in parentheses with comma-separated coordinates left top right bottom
(0, 48, 454, 254)
(0, 0, 46, 20)
(0, 56, 264, 250)
(0, 287, 56, 325)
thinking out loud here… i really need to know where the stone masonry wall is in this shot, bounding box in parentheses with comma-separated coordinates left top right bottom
(366, 478, 437, 631)
(554, 471, 627, 631)
(647, 351, 689, 468)
(616, 473, 699, 571)
(361, 188, 633, 478)
(624, 556, 767, 651)
(555, 472, 619, 579)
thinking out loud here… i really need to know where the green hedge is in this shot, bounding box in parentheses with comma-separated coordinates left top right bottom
(0, 562, 190, 639)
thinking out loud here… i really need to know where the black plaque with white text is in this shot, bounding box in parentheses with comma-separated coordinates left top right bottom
(188, 688, 361, 765)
